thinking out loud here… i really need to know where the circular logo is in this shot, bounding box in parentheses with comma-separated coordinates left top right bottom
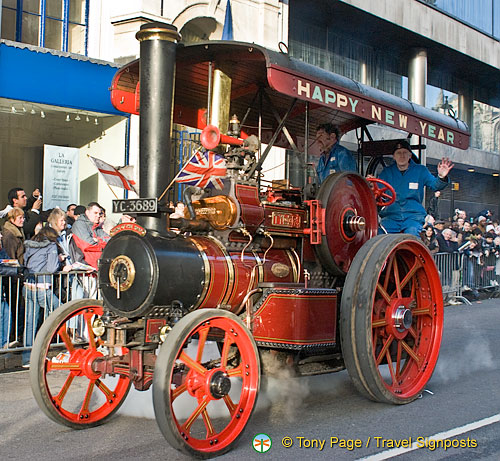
(253, 433, 272, 453)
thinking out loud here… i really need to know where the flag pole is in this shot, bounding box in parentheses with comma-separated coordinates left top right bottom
(106, 183, 119, 199)
(157, 145, 203, 202)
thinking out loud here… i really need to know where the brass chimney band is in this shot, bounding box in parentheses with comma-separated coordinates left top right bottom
(136, 25, 181, 43)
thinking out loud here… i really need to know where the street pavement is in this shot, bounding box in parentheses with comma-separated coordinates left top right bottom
(1, 298, 499, 460)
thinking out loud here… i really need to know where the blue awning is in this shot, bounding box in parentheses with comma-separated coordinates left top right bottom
(0, 40, 123, 115)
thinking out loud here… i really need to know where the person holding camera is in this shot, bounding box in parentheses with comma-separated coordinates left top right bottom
(4, 187, 42, 239)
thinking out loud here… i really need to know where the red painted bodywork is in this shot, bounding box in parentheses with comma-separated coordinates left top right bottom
(252, 290, 337, 346)
(234, 184, 264, 234)
(192, 237, 298, 312)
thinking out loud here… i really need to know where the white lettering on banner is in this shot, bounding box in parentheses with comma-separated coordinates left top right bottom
(43, 145, 79, 210)
(295, 79, 457, 145)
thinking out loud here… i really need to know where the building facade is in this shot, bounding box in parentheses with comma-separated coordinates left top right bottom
(1, 0, 499, 218)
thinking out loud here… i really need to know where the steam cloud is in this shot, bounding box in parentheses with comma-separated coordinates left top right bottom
(433, 332, 497, 384)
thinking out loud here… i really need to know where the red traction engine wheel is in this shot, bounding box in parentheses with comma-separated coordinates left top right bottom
(153, 309, 260, 458)
(30, 300, 131, 428)
(340, 234, 444, 404)
(315, 172, 379, 275)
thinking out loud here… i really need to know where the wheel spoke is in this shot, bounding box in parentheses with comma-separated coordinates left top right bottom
(196, 326, 209, 362)
(401, 340, 421, 365)
(396, 340, 402, 380)
(172, 382, 188, 402)
(386, 350, 397, 384)
(179, 352, 207, 376)
(95, 379, 113, 399)
(220, 332, 233, 369)
(54, 372, 76, 404)
(412, 307, 431, 316)
(201, 409, 216, 438)
(376, 283, 392, 304)
(80, 379, 96, 415)
(56, 326, 75, 353)
(226, 364, 243, 377)
(47, 361, 82, 372)
(408, 326, 417, 339)
(375, 334, 394, 366)
(392, 255, 402, 298)
(383, 254, 395, 290)
(84, 312, 97, 349)
(372, 318, 387, 328)
(399, 260, 421, 292)
(181, 395, 210, 433)
(223, 394, 237, 416)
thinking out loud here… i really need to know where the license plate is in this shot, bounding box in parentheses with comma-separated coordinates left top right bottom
(112, 198, 158, 214)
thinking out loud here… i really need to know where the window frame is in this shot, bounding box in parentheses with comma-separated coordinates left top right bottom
(2, 0, 89, 55)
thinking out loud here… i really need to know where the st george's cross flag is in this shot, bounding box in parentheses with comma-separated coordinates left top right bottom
(88, 156, 137, 193)
(175, 150, 227, 189)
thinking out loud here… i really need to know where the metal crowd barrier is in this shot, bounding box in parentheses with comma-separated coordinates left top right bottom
(433, 251, 500, 302)
(460, 252, 500, 292)
(0, 271, 98, 354)
(433, 252, 463, 297)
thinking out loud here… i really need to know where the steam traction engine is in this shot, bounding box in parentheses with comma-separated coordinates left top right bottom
(30, 23, 462, 458)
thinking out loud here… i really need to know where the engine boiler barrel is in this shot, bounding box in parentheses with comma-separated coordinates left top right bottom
(99, 232, 299, 318)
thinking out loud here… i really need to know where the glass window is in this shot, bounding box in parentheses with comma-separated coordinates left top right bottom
(23, 0, 41, 14)
(21, 12, 39, 46)
(1, 0, 89, 55)
(68, 23, 86, 54)
(45, 18, 63, 50)
(1, 8, 17, 40)
(494, 0, 500, 38)
(472, 101, 500, 152)
(426, 83, 457, 116)
(434, 0, 492, 33)
(47, 0, 64, 20)
(69, 0, 86, 23)
(421, 0, 496, 37)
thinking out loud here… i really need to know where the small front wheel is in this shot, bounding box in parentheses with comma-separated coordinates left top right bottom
(153, 309, 260, 458)
(30, 299, 131, 429)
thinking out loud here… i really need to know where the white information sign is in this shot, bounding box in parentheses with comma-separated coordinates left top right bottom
(43, 145, 79, 210)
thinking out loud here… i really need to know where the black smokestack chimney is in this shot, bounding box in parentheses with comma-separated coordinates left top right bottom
(135, 22, 181, 232)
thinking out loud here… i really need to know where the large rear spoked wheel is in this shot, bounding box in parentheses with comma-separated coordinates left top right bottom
(30, 299, 131, 428)
(153, 309, 260, 458)
(340, 234, 443, 404)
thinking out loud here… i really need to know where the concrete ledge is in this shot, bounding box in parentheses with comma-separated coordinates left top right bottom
(0, 352, 22, 371)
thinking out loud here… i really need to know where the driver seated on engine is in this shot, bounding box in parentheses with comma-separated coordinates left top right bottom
(376, 140, 453, 237)
(315, 123, 357, 184)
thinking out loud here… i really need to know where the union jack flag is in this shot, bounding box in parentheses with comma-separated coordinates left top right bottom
(175, 151, 227, 189)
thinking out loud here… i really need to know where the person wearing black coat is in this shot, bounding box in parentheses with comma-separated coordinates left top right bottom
(436, 228, 458, 253)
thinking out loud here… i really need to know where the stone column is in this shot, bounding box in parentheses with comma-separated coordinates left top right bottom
(408, 48, 427, 166)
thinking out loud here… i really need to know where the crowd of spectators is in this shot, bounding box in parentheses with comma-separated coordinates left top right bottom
(420, 207, 500, 292)
(0, 186, 124, 364)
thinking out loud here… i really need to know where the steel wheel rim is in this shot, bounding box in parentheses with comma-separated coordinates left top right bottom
(41, 305, 130, 424)
(168, 316, 259, 453)
(371, 241, 443, 398)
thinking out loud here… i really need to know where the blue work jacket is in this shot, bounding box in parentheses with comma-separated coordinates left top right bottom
(316, 142, 357, 184)
(378, 160, 449, 223)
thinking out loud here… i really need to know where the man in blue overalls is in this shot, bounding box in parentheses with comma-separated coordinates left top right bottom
(378, 140, 454, 236)
(315, 123, 357, 184)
